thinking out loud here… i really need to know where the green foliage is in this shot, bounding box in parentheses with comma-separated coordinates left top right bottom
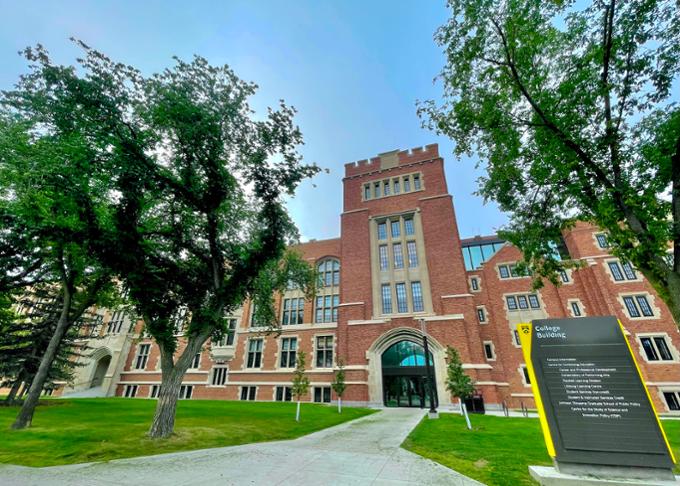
(331, 358, 346, 398)
(421, 0, 680, 321)
(292, 350, 310, 400)
(445, 346, 474, 400)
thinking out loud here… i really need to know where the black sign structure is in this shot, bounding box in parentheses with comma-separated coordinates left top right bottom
(518, 317, 675, 470)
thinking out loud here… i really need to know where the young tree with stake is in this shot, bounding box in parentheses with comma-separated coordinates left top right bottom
(445, 346, 474, 430)
(292, 350, 310, 422)
(331, 359, 346, 413)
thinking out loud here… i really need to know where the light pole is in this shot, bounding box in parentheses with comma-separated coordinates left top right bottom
(419, 318, 438, 419)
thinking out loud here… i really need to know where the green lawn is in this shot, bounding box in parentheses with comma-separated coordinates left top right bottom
(402, 413, 680, 486)
(0, 398, 375, 467)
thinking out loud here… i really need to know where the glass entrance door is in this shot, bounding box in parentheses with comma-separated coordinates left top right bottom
(381, 340, 437, 408)
(383, 375, 435, 408)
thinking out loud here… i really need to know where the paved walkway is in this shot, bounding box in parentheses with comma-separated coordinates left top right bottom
(1, 408, 483, 485)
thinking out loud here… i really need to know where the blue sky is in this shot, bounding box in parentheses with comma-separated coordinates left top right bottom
(0, 0, 508, 241)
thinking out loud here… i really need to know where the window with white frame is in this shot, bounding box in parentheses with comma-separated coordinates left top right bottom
(639, 335, 675, 362)
(470, 277, 479, 291)
(608, 260, 638, 282)
(498, 263, 526, 279)
(279, 337, 297, 368)
(622, 295, 654, 318)
(134, 343, 150, 370)
(314, 386, 331, 403)
(506, 294, 540, 311)
(315, 258, 340, 323)
(364, 173, 421, 201)
(513, 329, 521, 346)
(559, 270, 570, 283)
(318, 258, 340, 287)
(215, 318, 237, 347)
(663, 391, 680, 411)
(246, 338, 263, 368)
(190, 352, 201, 369)
(107, 310, 127, 334)
(171, 307, 189, 335)
(124, 384, 138, 398)
(595, 233, 610, 249)
(483, 342, 495, 360)
(520, 365, 531, 385)
(178, 385, 193, 399)
(150, 384, 161, 398)
(477, 307, 487, 323)
(282, 297, 304, 325)
(570, 301, 583, 317)
(276, 386, 292, 402)
(240, 386, 257, 401)
(315, 294, 339, 323)
(211, 366, 228, 386)
(315, 336, 334, 368)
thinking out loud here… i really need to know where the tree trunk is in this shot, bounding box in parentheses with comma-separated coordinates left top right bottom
(665, 270, 680, 326)
(337, 397, 342, 414)
(148, 331, 211, 438)
(5, 374, 24, 404)
(11, 286, 72, 430)
(460, 398, 472, 430)
(296, 401, 301, 422)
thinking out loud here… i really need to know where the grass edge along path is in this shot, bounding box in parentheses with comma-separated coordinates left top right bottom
(401, 413, 680, 486)
(0, 397, 376, 467)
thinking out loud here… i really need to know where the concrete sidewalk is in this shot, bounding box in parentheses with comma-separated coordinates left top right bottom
(1, 408, 483, 485)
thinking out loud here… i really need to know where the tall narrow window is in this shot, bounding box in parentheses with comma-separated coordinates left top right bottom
(506, 296, 518, 311)
(379, 245, 389, 270)
(316, 336, 333, 368)
(596, 233, 609, 248)
(608, 262, 624, 281)
(212, 367, 228, 385)
(413, 174, 421, 190)
(528, 294, 540, 309)
(364, 184, 370, 200)
(621, 261, 637, 280)
(247, 339, 263, 368)
(383, 180, 390, 196)
(663, 391, 680, 411)
(623, 296, 641, 317)
(381, 284, 392, 314)
(395, 283, 407, 313)
(190, 353, 201, 369)
(403, 176, 411, 192)
(470, 277, 479, 291)
(521, 366, 531, 385)
(276, 386, 292, 401)
(407, 241, 418, 267)
(393, 179, 400, 194)
(377, 222, 387, 240)
(134, 344, 150, 370)
(517, 295, 529, 310)
(124, 384, 138, 398)
(393, 243, 404, 269)
(240, 386, 257, 400)
(374, 182, 380, 198)
(477, 307, 486, 323)
(280, 337, 297, 368)
(411, 281, 424, 312)
(391, 220, 401, 238)
(404, 218, 415, 236)
(636, 296, 653, 316)
(483, 342, 495, 360)
(571, 301, 582, 317)
(282, 298, 304, 325)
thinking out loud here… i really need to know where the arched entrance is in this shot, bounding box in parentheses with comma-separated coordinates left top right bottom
(382, 340, 438, 408)
(90, 354, 111, 388)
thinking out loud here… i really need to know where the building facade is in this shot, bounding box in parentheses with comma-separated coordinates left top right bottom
(61, 144, 680, 414)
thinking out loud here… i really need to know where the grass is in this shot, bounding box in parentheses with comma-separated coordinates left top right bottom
(402, 413, 680, 486)
(0, 398, 375, 467)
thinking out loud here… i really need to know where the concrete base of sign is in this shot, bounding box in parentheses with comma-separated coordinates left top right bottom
(427, 411, 439, 419)
(529, 466, 680, 486)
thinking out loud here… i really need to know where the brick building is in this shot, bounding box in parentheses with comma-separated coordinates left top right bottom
(60, 144, 680, 414)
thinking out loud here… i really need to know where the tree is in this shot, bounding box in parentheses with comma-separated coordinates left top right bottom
(292, 350, 310, 422)
(331, 358, 346, 413)
(6, 42, 319, 437)
(444, 346, 474, 430)
(420, 1, 680, 323)
(0, 82, 115, 428)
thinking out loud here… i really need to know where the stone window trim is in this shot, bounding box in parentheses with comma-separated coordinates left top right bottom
(312, 333, 335, 369)
(361, 171, 425, 202)
(133, 343, 151, 370)
(617, 292, 660, 321)
(559, 268, 574, 285)
(469, 275, 481, 293)
(315, 257, 340, 323)
(476, 305, 488, 324)
(496, 262, 530, 280)
(123, 384, 139, 398)
(567, 299, 586, 318)
(604, 258, 642, 283)
(149, 384, 161, 398)
(504, 292, 542, 312)
(659, 388, 680, 413)
(635, 333, 679, 364)
(209, 366, 229, 387)
(512, 329, 522, 349)
(178, 384, 193, 400)
(483, 341, 496, 361)
(281, 296, 305, 326)
(274, 385, 293, 402)
(313, 386, 332, 403)
(276, 335, 299, 370)
(519, 365, 532, 387)
(593, 232, 611, 250)
(213, 316, 240, 348)
(242, 336, 266, 370)
(240, 385, 258, 401)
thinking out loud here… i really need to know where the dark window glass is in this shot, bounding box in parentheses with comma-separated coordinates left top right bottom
(316, 336, 333, 368)
(654, 337, 673, 361)
(640, 337, 659, 361)
(522, 366, 531, 384)
(623, 296, 640, 317)
(484, 343, 494, 360)
(528, 295, 540, 309)
(608, 262, 624, 281)
(663, 392, 680, 411)
(364, 185, 370, 200)
(247, 339, 263, 368)
(477, 308, 486, 322)
(280, 337, 297, 368)
(622, 262, 637, 280)
(499, 265, 510, 278)
(517, 295, 529, 310)
(506, 296, 518, 310)
(596, 233, 609, 248)
(470, 277, 479, 291)
(636, 296, 653, 317)
(395, 283, 407, 313)
(571, 302, 582, 317)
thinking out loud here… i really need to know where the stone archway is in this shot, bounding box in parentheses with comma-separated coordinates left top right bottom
(89, 347, 112, 389)
(366, 327, 451, 407)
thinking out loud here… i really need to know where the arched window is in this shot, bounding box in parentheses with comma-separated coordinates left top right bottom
(381, 341, 433, 368)
(315, 258, 340, 323)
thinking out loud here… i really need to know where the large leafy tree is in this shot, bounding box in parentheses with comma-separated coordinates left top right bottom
(420, 0, 680, 322)
(0, 88, 115, 428)
(12, 43, 319, 437)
